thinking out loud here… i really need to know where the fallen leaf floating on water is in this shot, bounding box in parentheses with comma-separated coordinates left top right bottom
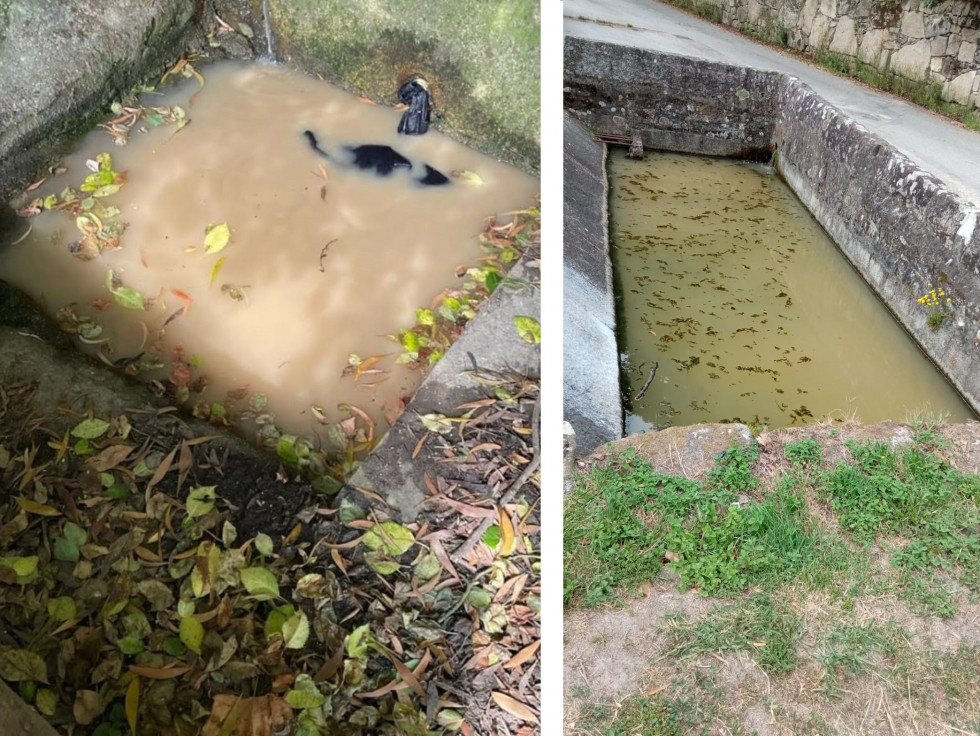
(105, 270, 146, 310)
(209, 256, 227, 287)
(451, 169, 484, 186)
(204, 222, 231, 254)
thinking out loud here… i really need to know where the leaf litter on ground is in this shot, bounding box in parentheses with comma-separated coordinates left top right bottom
(0, 355, 540, 735)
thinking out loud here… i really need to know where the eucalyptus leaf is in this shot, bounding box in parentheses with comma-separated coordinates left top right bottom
(346, 624, 371, 659)
(281, 610, 310, 649)
(254, 532, 274, 557)
(185, 486, 216, 518)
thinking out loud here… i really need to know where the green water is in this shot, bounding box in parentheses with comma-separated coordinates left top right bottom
(609, 149, 974, 433)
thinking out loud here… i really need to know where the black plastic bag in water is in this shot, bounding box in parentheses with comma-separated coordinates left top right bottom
(397, 78, 431, 136)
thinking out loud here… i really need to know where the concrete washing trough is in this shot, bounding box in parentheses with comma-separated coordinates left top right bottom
(0, 4, 538, 728)
(563, 33, 980, 456)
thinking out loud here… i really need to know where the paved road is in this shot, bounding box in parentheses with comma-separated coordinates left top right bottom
(565, 0, 980, 206)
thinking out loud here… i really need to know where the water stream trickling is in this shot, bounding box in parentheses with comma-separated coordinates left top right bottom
(609, 149, 974, 433)
(1, 61, 537, 439)
(260, 0, 276, 61)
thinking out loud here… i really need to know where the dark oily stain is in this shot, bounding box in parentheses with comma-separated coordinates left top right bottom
(346, 143, 412, 175)
(303, 130, 449, 186)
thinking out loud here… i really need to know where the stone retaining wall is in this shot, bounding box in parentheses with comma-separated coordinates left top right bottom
(697, 0, 980, 108)
(563, 36, 980, 431)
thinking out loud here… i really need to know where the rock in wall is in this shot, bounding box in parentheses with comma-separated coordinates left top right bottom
(690, 0, 980, 108)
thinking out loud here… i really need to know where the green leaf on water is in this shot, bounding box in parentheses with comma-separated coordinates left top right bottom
(43, 194, 58, 210)
(240, 567, 279, 600)
(204, 222, 230, 254)
(0, 647, 48, 683)
(416, 308, 436, 326)
(513, 315, 540, 344)
(112, 286, 145, 311)
(71, 418, 110, 439)
(185, 486, 216, 519)
(179, 615, 204, 655)
(277, 435, 299, 465)
(362, 521, 414, 556)
(208, 255, 226, 287)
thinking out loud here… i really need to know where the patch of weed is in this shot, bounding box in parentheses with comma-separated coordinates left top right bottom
(566, 446, 847, 603)
(707, 441, 759, 492)
(898, 570, 957, 618)
(818, 440, 980, 597)
(661, 592, 803, 674)
(784, 437, 823, 468)
(816, 620, 902, 697)
(589, 695, 684, 736)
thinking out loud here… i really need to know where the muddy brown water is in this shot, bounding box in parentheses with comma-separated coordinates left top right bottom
(1, 61, 537, 439)
(609, 149, 974, 433)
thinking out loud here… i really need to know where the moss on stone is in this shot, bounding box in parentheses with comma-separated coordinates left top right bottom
(267, 0, 539, 173)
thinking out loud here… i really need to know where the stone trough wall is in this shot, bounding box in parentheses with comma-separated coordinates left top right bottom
(697, 0, 980, 108)
(563, 36, 980, 444)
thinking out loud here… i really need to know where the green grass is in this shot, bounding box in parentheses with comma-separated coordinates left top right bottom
(819, 439, 980, 593)
(565, 443, 851, 606)
(816, 620, 903, 697)
(576, 695, 684, 736)
(661, 592, 803, 674)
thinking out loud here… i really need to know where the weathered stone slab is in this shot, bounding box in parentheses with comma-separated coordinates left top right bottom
(889, 37, 932, 79)
(584, 423, 753, 480)
(348, 248, 540, 519)
(0, 0, 196, 201)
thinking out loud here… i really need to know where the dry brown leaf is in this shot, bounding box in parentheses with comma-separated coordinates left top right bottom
(498, 507, 517, 557)
(503, 640, 540, 670)
(87, 444, 134, 472)
(491, 691, 538, 725)
(202, 694, 291, 736)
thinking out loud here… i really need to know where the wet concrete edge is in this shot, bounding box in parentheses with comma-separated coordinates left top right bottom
(563, 112, 623, 455)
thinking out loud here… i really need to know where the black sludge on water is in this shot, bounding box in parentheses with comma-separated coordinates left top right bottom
(303, 130, 449, 186)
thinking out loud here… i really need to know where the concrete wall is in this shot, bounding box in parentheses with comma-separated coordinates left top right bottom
(693, 0, 980, 108)
(563, 36, 980, 431)
(776, 78, 980, 410)
(564, 36, 784, 158)
(563, 112, 623, 454)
